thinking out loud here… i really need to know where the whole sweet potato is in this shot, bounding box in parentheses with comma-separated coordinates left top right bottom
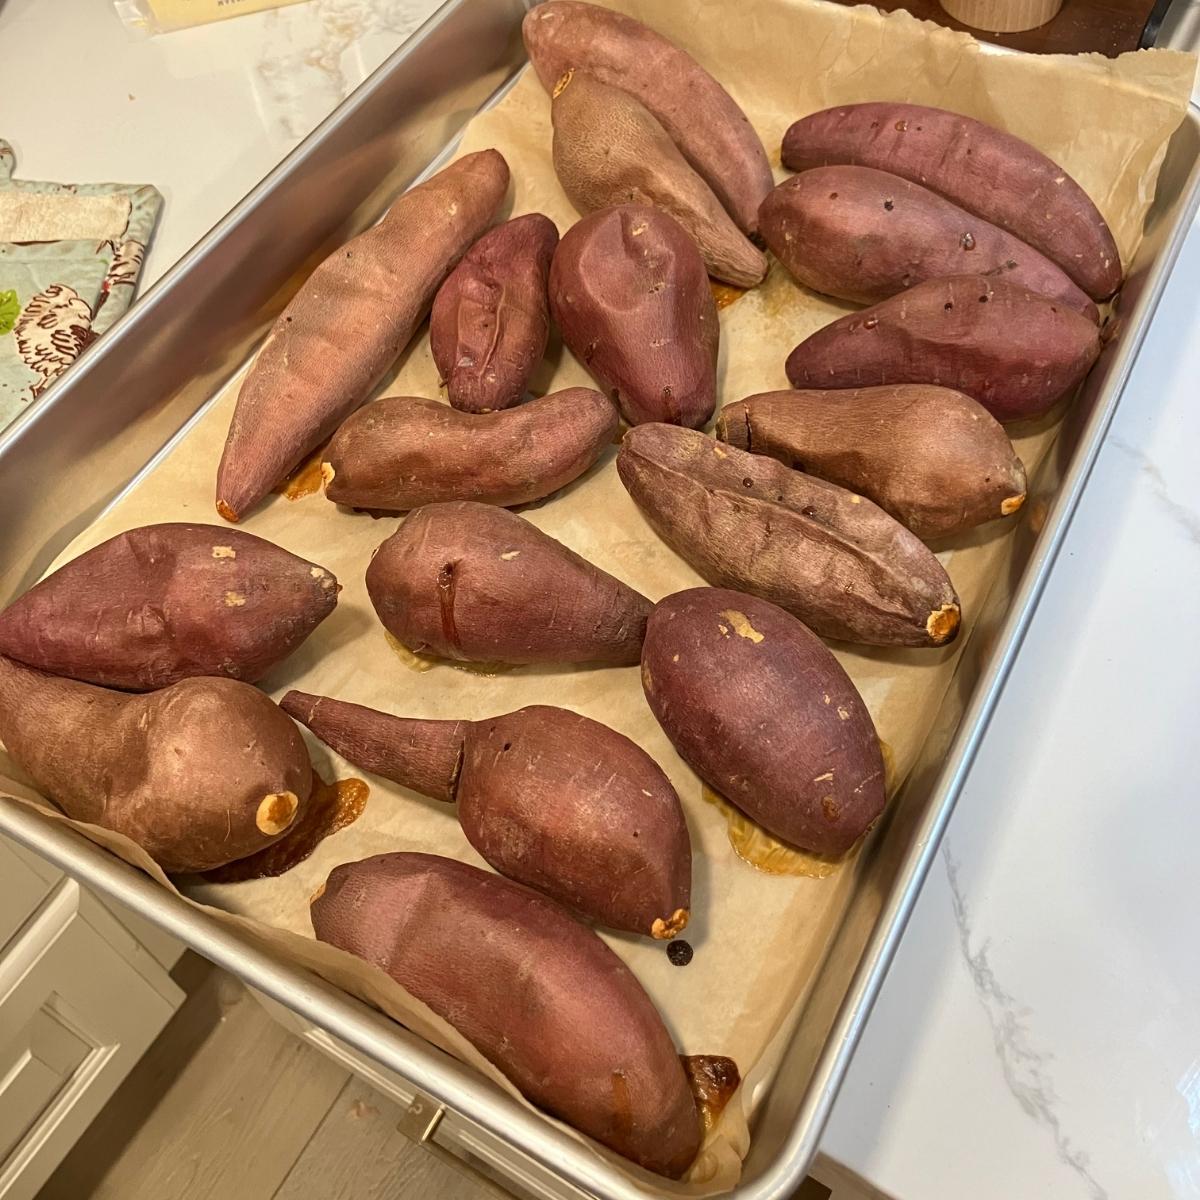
(283, 692, 691, 938)
(216, 150, 509, 523)
(523, 0, 772, 234)
(641, 589, 886, 855)
(0, 523, 338, 690)
(618, 424, 959, 647)
(759, 166, 1097, 320)
(0, 656, 312, 872)
(785, 275, 1102, 423)
(781, 102, 1121, 300)
(717, 386, 1027, 540)
(366, 501, 652, 665)
(311, 852, 701, 1176)
(550, 205, 718, 428)
(429, 213, 559, 413)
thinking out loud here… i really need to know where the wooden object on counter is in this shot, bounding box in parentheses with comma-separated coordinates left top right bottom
(940, 0, 1063, 31)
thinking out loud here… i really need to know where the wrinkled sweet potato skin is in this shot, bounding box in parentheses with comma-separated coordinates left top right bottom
(641, 589, 886, 855)
(785, 275, 1101, 423)
(781, 102, 1121, 300)
(311, 852, 701, 1177)
(717, 386, 1027, 540)
(0, 523, 338, 690)
(0, 657, 312, 873)
(550, 205, 718, 428)
(365, 501, 652, 665)
(429, 214, 559, 413)
(321, 387, 616, 513)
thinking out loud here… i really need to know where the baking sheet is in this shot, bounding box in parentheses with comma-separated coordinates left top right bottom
(0, 0, 1193, 1191)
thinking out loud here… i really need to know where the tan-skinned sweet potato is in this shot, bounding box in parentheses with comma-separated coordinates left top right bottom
(781, 102, 1121, 300)
(549, 205, 718, 428)
(366, 501, 652, 665)
(552, 71, 766, 288)
(785, 274, 1102, 423)
(717, 386, 1028, 540)
(641, 589, 886, 855)
(283, 692, 691, 938)
(0, 657, 312, 872)
(429, 213, 559, 413)
(311, 852, 701, 1177)
(216, 150, 509, 523)
(0, 523, 338, 690)
(523, 0, 772, 235)
(320, 387, 617, 513)
(617, 424, 959, 647)
(759, 166, 1097, 320)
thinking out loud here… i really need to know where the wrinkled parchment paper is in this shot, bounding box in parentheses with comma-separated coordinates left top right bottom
(1, 0, 1193, 1191)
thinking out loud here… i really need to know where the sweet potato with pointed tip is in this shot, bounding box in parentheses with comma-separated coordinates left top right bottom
(366, 501, 652, 665)
(717, 386, 1027, 540)
(216, 150, 510, 522)
(283, 692, 690, 938)
(0, 523, 338, 690)
(321, 387, 616, 513)
(618, 424, 959, 647)
(429, 213, 559, 413)
(0, 657, 312, 873)
(550, 205, 718, 428)
(311, 852, 701, 1177)
(785, 275, 1102, 423)
(641, 588, 885, 856)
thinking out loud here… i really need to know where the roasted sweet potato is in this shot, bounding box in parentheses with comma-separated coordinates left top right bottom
(321, 387, 616, 513)
(785, 275, 1102, 423)
(429, 213, 559, 413)
(523, 0, 772, 235)
(216, 150, 509, 523)
(549, 205, 718, 428)
(283, 692, 690, 938)
(781, 102, 1121, 300)
(311, 853, 701, 1176)
(641, 589, 886, 855)
(717, 386, 1027, 540)
(366, 501, 652, 665)
(0, 523, 338, 690)
(617, 424, 959, 647)
(759, 166, 1097, 320)
(0, 657, 312, 872)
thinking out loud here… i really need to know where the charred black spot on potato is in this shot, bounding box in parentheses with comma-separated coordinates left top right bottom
(883, 199, 894, 211)
(667, 940, 693, 966)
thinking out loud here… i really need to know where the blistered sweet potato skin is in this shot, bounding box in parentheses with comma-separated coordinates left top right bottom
(321, 388, 616, 513)
(550, 205, 718, 428)
(641, 589, 886, 855)
(365, 502, 652, 665)
(429, 214, 559, 413)
(781, 102, 1121, 300)
(523, 1, 772, 235)
(0, 658, 312, 873)
(759, 166, 1097, 320)
(0, 523, 338, 690)
(717, 386, 1027, 539)
(785, 275, 1102, 423)
(311, 853, 701, 1177)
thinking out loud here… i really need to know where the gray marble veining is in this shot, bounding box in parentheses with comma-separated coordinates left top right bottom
(1109, 436, 1200, 545)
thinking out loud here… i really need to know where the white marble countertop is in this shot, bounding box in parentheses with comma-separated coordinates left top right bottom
(2, 2, 1198, 1198)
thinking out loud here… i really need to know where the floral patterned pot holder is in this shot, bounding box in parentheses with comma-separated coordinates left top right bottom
(0, 140, 162, 433)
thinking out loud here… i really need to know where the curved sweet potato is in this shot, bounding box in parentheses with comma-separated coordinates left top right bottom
(0, 523, 338, 690)
(311, 853, 701, 1176)
(781, 102, 1121, 300)
(642, 589, 886, 855)
(549, 205, 718, 428)
(617, 424, 959, 647)
(365, 501, 652, 665)
(429, 213, 559, 413)
(717, 386, 1027, 540)
(785, 275, 1102, 423)
(523, 0, 772, 235)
